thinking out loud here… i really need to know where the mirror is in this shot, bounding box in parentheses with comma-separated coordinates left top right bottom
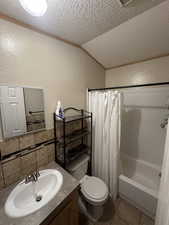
(24, 88, 45, 132)
(0, 86, 46, 139)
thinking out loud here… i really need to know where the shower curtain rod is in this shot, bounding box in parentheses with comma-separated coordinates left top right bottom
(88, 82, 169, 92)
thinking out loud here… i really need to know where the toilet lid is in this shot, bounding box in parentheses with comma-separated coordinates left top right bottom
(81, 176, 108, 202)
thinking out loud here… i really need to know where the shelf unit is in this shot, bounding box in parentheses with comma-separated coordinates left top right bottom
(53, 107, 92, 174)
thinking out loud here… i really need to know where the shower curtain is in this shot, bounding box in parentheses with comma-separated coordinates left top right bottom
(155, 120, 169, 225)
(88, 90, 121, 200)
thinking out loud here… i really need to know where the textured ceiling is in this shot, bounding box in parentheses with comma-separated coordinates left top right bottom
(0, 0, 166, 44)
(83, 0, 169, 68)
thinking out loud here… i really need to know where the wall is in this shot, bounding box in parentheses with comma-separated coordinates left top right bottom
(121, 86, 168, 167)
(0, 18, 104, 190)
(106, 56, 169, 87)
(106, 56, 169, 167)
(0, 19, 105, 129)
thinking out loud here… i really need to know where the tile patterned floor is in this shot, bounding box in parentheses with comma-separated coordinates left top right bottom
(86, 198, 155, 225)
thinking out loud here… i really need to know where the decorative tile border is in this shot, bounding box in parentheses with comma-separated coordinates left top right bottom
(0, 129, 56, 190)
(0, 142, 55, 189)
(1, 138, 55, 163)
(0, 129, 55, 161)
(0, 121, 82, 190)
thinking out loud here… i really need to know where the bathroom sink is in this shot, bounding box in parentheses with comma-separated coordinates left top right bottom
(5, 169, 63, 218)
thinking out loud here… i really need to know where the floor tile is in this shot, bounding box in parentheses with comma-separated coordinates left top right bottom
(97, 222, 111, 225)
(114, 197, 121, 211)
(140, 214, 154, 225)
(98, 196, 115, 223)
(118, 200, 140, 225)
(111, 214, 128, 225)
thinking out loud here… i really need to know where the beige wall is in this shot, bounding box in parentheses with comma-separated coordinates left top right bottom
(106, 56, 169, 166)
(0, 19, 105, 129)
(106, 56, 169, 87)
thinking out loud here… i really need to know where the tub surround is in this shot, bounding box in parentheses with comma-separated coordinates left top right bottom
(0, 161, 79, 225)
(119, 154, 160, 218)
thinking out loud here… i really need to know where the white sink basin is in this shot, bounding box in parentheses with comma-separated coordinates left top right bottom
(5, 169, 63, 218)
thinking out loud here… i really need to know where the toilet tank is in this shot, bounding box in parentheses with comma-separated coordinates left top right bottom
(67, 155, 90, 180)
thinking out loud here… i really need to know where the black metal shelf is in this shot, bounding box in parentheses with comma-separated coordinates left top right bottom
(55, 108, 92, 123)
(57, 129, 90, 146)
(56, 115, 92, 123)
(53, 107, 92, 173)
(66, 144, 89, 163)
(66, 153, 90, 172)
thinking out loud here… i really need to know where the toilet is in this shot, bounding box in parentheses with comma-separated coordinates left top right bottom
(80, 175, 108, 205)
(67, 155, 109, 221)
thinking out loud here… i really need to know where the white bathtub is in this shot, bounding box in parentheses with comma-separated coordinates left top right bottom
(119, 154, 161, 218)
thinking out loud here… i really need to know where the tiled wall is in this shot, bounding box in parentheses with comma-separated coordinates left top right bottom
(0, 120, 87, 191)
(0, 129, 55, 190)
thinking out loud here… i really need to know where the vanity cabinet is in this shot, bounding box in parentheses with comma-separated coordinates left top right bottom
(43, 190, 79, 225)
(50, 201, 78, 225)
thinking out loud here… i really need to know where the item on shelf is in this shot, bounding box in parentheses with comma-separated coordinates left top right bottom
(55, 100, 64, 119)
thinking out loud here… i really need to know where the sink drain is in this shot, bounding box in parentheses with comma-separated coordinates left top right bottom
(36, 195, 42, 202)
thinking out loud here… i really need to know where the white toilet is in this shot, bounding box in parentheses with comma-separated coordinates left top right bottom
(80, 175, 108, 205)
(68, 155, 109, 221)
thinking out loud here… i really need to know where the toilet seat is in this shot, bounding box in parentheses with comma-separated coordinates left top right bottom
(81, 176, 108, 205)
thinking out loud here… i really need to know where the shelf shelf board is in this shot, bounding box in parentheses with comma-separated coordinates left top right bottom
(56, 145, 90, 167)
(55, 115, 92, 123)
(57, 129, 90, 146)
(66, 150, 89, 164)
(66, 153, 90, 172)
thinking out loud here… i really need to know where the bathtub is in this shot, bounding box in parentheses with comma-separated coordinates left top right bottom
(119, 154, 161, 218)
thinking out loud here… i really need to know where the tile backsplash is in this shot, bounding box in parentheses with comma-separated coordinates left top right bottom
(0, 129, 55, 190)
(0, 165, 4, 189)
(34, 129, 54, 144)
(2, 158, 22, 187)
(0, 120, 84, 191)
(19, 133, 35, 150)
(0, 137, 20, 157)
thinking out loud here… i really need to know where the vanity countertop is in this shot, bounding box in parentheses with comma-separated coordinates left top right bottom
(0, 162, 79, 225)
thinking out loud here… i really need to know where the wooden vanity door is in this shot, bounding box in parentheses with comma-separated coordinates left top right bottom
(49, 201, 79, 225)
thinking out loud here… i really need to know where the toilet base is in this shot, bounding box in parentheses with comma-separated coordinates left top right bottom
(78, 195, 103, 223)
(78, 194, 115, 224)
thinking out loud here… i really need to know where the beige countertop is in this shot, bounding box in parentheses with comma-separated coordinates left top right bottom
(0, 162, 79, 225)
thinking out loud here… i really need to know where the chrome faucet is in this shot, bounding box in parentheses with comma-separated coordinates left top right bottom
(25, 170, 40, 184)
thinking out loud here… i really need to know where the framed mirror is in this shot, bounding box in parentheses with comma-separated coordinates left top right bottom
(0, 86, 46, 139)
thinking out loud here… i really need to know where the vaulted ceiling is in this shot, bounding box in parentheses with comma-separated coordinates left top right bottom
(0, 0, 168, 69)
(0, 0, 166, 44)
(83, 0, 169, 68)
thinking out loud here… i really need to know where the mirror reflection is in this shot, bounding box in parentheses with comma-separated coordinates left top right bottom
(24, 88, 45, 132)
(0, 86, 46, 139)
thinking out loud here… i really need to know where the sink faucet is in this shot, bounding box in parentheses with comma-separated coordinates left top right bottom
(25, 170, 40, 184)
